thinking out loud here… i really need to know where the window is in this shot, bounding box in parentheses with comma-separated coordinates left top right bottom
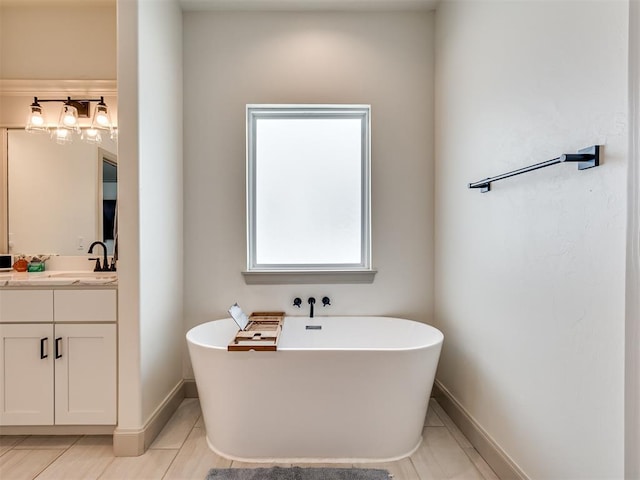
(245, 105, 374, 283)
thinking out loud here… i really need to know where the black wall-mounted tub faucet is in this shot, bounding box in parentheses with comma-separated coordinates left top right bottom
(308, 297, 316, 318)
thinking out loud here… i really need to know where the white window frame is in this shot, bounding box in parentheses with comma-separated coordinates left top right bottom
(244, 104, 375, 284)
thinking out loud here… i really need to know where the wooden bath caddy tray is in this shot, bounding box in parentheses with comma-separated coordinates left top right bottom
(228, 312, 285, 351)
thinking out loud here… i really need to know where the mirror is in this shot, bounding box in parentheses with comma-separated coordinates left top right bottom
(6, 129, 117, 256)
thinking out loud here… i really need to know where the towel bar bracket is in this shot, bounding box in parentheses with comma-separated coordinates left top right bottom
(469, 145, 600, 193)
(568, 145, 600, 170)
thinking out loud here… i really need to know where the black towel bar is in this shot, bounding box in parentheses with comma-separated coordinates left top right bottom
(468, 145, 600, 193)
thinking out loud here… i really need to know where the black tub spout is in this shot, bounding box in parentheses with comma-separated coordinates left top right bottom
(308, 297, 316, 318)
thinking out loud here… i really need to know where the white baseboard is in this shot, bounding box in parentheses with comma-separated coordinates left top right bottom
(432, 380, 529, 480)
(113, 380, 185, 456)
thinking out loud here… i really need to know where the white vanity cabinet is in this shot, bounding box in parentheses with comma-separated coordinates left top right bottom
(0, 288, 117, 426)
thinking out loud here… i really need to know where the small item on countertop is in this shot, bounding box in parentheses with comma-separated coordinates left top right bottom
(12, 258, 28, 272)
(27, 262, 45, 272)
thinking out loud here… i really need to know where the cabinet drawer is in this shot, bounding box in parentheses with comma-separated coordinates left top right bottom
(0, 290, 54, 323)
(54, 290, 117, 323)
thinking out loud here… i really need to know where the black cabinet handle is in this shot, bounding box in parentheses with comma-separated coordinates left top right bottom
(55, 337, 62, 359)
(40, 337, 48, 359)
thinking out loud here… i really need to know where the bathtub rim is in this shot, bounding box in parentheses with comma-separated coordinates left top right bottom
(186, 315, 444, 352)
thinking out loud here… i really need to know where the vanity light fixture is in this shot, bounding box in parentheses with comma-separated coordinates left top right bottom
(91, 97, 113, 133)
(59, 100, 81, 130)
(25, 98, 49, 134)
(54, 99, 81, 143)
(24, 96, 115, 145)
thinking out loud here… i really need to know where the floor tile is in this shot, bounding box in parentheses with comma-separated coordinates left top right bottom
(410, 430, 449, 480)
(96, 449, 177, 480)
(14, 435, 81, 450)
(150, 398, 201, 449)
(163, 427, 231, 480)
(359, 459, 419, 480)
(0, 449, 64, 480)
(425, 400, 444, 427)
(35, 436, 114, 480)
(420, 427, 484, 479)
(0, 436, 27, 457)
(430, 401, 473, 449)
(0, 398, 497, 480)
(463, 447, 500, 480)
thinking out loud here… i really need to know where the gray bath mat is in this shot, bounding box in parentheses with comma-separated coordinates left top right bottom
(206, 466, 391, 480)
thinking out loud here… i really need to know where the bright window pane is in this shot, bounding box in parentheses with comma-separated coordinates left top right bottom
(248, 106, 370, 270)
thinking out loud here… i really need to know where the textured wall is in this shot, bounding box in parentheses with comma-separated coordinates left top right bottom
(434, 1, 628, 478)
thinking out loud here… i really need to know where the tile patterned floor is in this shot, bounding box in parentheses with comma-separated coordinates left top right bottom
(0, 398, 499, 480)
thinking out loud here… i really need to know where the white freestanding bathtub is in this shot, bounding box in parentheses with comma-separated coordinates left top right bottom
(186, 316, 443, 463)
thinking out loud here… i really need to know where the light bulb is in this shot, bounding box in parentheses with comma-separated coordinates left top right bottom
(30, 113, 44, 126)
(62, 107, 77, 126)
(91, 98, 112, 132)
(96, 108, 109, 126)
(25, 99, 49, 134)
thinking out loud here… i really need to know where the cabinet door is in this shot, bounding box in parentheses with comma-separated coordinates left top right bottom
(0, 324, 54, 425)
(54, 324, 116, 425)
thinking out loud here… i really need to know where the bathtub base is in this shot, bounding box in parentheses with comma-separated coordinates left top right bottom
(205, 435, 423, 464)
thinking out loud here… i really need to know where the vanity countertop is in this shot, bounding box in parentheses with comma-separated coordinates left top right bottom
(0, 271, 117, 287)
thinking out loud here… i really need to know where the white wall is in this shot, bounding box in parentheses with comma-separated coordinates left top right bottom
(626, 2, 640, 477)
(435, 1, 628, 479)
(116, 0, 184, 447)
(0, 3, 116, 80)
(182, 11, 435, 377)
(138, 0, 184, 424)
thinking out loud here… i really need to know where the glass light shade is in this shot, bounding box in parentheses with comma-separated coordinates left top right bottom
(110, 127, 118, 141)
(25, 102, 49, 134)
(81, 128, 102, 144)
(58, 103, 80, 133)
(52, 127, 73, 145)
(91, 99, 112, 132)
